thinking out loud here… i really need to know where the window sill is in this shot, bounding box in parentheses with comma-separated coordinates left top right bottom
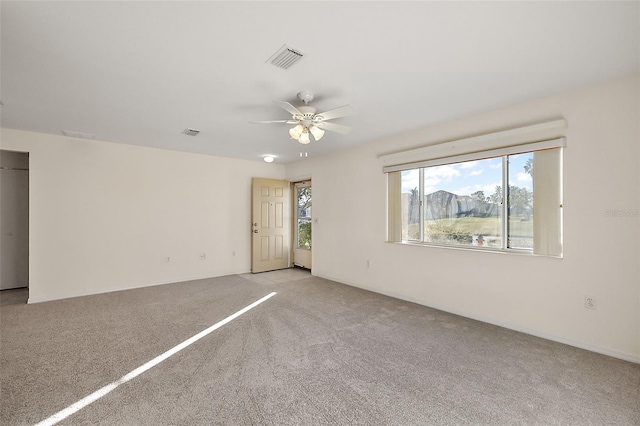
(386, 240, 562, 258)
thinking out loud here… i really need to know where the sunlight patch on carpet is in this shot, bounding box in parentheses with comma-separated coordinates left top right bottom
(36, 292, 277, 426)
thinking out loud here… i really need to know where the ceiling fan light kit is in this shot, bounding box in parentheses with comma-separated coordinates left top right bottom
(252, 91, 355, 145)
(289, 124, 304, 139)
(309, 125, 325, 141)
(298, 129, 311, 144)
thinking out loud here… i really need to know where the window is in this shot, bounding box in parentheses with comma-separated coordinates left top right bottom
(296, 184, 312, 249)
(385, 123, 565, 257)
(400, 153, 535, 250)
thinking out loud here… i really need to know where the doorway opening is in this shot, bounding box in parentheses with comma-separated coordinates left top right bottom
(293, 180, 312, 270)
(0, 150, 29, 296)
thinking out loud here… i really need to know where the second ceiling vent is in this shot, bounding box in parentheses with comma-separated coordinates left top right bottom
(181, 128, 200, 136)
(266, 45, 304, 70)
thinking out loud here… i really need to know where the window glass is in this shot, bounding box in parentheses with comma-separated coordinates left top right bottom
(401, 170, 420, 241)
(423, 158, 502, 247)
(296, 186, 312, 249)
(508, 152, 534, 249)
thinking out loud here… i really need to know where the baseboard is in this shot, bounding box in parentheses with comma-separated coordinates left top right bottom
(315, 272, 640, 365)
(27, 270, 251, 304)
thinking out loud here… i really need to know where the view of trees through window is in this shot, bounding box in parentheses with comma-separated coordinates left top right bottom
(297, 186, 312, 249)
(401, 153, 534, 249)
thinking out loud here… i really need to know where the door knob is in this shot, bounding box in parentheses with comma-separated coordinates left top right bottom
(254, 230, 258, 233)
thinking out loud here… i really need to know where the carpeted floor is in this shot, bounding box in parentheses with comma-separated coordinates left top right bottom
(1, 269, 639, 425)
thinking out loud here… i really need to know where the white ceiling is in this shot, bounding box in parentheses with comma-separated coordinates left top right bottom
(2, 1, 638, 164)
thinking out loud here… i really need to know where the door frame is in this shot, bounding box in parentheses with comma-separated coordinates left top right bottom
(291, 179, 312, 270)
(0, 149, 30, 293)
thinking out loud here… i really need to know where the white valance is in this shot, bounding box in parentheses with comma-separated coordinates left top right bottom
(380, 119, 567, 173)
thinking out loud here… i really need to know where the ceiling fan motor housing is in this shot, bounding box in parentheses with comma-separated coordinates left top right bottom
(294, 105, 319, 125)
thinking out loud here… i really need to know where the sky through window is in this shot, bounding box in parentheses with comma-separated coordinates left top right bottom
(401, 156, 532, 196)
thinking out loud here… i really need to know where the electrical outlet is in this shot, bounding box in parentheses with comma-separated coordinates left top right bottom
(199, 253, 206, 260)
(585, 296, 596, 310)
(366, 259, 371, 268)
(165, 256, 171, 263)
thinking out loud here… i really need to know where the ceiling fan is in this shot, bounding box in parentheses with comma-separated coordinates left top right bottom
(252, 91, 356, 144)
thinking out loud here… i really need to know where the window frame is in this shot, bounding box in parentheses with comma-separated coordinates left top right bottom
(400, 153, 536, 253)
(294, 181, 312, 250)
(385, 136, 564, 257)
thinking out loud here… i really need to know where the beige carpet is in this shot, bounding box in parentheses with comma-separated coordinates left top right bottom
(1, 269, 639, 425)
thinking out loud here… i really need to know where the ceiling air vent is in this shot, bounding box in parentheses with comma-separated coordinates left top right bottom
(267, 45, 304, 70)
(181, 128, 200, 136)
(62, 130, 95, 139)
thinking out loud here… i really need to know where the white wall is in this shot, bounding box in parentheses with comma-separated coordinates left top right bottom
(0, 129, 285, 302)
(286, 74, 640, 362)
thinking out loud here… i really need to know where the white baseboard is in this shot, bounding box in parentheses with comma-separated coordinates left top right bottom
(315, 272, 640, 365)
(27, 270, 251, 304)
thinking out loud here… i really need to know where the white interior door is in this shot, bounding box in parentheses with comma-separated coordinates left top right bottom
(251, 178, 291, 273)
(293, 181, 312, 270)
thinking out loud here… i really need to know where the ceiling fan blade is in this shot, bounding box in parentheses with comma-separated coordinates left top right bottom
(250, 120, 297, 124)
(317, 121, 352, 135)
(273, 101, 302, 117)
(316, 104, 356, 121)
